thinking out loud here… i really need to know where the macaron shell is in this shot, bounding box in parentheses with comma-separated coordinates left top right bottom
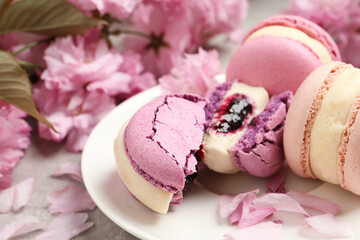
(124, 95, 207, 193)
(338, 97, 360, 195)
(114, 122, 173, 214)
(284, 61, 346, 178)
(124, 98, 184, 192)
(226, 36, 322, 95)
(243, 15, 341, 61)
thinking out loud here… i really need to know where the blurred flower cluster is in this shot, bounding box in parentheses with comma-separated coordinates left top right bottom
(0, 0, 248, 160)
(0, 101, 31, 189)
(283, 0, 360, 67)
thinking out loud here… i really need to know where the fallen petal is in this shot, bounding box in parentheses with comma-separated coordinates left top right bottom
(229, 192, 258, 225)
(253, 193, 310, 217)
(220, 194, 234, 219)
(224, 221, 282, 240)
(48, 184, 96, 214)
(302, 213, 353, 238)
(0, 177, 34, 213)
(52, 162, 83, 182)
(238, 208, 277, 229)
(228, 202, 244, 225)
(266, 172, 285, 193)
(35, 213, 94, 240)
(0, 215, 45, 240)
(287, 190, 340, 216)
(220, 189, 259, 219)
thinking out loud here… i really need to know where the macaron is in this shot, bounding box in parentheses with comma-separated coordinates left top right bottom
(284, 61, 360, 195)
(114, 94, 207, 213)
(226, 15, 341, 95)
(200, 81, 293, 177)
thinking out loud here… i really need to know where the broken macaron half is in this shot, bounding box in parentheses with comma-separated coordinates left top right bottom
(114, 94, 207, 213)
(201, 81, 293, 177)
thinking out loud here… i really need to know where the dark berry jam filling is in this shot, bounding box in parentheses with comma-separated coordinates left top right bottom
(211, 94, 253, 133)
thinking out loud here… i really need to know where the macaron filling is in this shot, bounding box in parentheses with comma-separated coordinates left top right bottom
(338, 96, 360, 194)
(300, 63, 349, 178)
(202, 82, 269, 173)
(310, 67, 360, 184)
(245, 25, 332, 63)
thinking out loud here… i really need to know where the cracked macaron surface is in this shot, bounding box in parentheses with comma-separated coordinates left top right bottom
(232, 91, 293, 177)
(124, 94, 207, 193)
(201, 81, 293, 176)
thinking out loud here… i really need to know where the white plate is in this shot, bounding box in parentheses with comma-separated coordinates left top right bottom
(82, 86, 360, 240)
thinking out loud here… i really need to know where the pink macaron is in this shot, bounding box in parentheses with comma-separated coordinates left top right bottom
(226, 15, 341, 96)
(200, 81, 293, 177)
(114, 94, 207, 213)
(284, 61, 360, 195)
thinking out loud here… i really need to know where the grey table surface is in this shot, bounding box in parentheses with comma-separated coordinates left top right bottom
(0, 0, 290, 239)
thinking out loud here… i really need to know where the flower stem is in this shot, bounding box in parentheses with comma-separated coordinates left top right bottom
(12, 37, 53, 56)
(18, 60, 44, 70)
(109, 29, 151, 40)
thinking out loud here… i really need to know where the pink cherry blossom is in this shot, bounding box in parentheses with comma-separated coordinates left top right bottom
(41, 30, 155, 96)
(335, 6, 360, 67)
(0, 101, 31, 190)
(41, 30, 127, 94)
(188, 0, 249, 48)
(33, 85, 115, 152)
(0, 32, 47, 67)
(283, 0, 360, 67)
(37, 30, 155, 152)
(159, 48, 221, 96)
(67, 0, 142, 19)
(123, 2, 191, 76)
(283, 0, 356, 32)
(123, 0, 248, 76)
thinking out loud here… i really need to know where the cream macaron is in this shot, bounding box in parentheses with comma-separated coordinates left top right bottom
(284, 61, 360, 195)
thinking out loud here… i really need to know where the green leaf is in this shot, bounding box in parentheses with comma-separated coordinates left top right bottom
(0, 51, 56, 132)
(0, 0, 13, 16)
(0, 0, 105, 36)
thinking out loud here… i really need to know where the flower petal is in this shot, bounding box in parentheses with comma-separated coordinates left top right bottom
(253, 193, 310, 217)
(287, 190, 340, 216)
(48, 184, 96, 214)
(35, 213, 94, 240)
(0, 215, 45, 240)
(0, 177, 34, 213)
(220, 189, 259, 219)
(237, 208, 277, 229)
(266, 172, 285, 193)
(302, 213, 354, 238)
(52, 162, 83, 183)
(224, 221, 282, 240)
(229, 192, 258, 225)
